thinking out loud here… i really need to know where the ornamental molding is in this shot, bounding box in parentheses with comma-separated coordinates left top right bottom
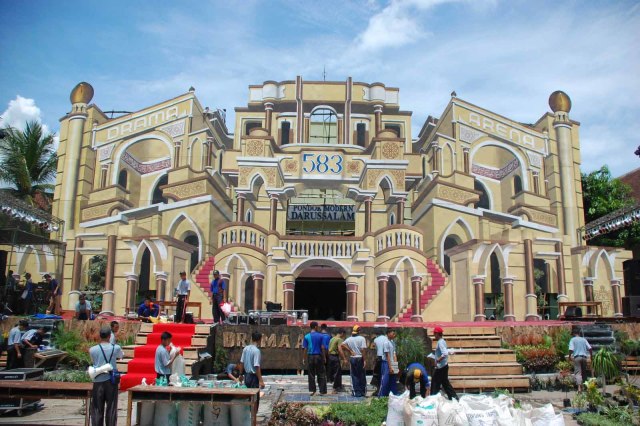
(459, 125, 485, 144)
(98, 144, 115, 162)
(282, 159, 298, 174)
(246, 139, 263, 157)
(527, 152, 542, 168)
(593, 284, 613, 317)
(381, 142, 402, 160)
(121, 152, 171, 175)
(163, 180, 207, 200)
(346, 160, 361, 174)
(436, 185, 477, 205)
(158, 119, 186, 138)
(472, 158, 519, 180)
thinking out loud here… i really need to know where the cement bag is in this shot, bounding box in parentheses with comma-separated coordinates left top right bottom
(510, 409, 533, 426)
(177, 402, 201, 426)
(460, 395, 498, 426)
(493, 395, 514, 426)
(531, 405, 564, 426)
(138, 402, 155, 426)
(230, 404, 252, 426)
(411, 396, 440, 426)
(154, 402, 177, 426)
(438, 399, 469, 426)
(403, 396, 423, 425)
(203, 404, 230, 426)
(171, 355, 185, 376)
(387, 391, 409, 426)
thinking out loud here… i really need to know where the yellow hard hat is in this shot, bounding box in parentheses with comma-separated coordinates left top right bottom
(413, 369, 422, 382)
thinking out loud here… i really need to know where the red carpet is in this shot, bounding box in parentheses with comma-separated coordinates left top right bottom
(120, 323, 195, 391)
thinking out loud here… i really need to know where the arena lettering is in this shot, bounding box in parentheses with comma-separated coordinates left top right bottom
(104, 105, 187, 141)
(457, 109, 541, 150)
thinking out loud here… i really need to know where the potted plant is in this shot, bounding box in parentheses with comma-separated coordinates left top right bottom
(591, 347, 620, 395)
(584, 378, 604, 412)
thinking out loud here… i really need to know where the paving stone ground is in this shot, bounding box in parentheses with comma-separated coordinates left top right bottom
(0, 374, 586, 425)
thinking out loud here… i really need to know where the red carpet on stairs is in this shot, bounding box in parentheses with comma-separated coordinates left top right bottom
(120, 323, 195, 391)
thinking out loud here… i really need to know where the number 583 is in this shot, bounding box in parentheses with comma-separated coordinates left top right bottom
(302, 153, 343, 174)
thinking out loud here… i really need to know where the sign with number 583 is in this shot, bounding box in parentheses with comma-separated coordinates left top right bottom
(302, 153, 344, 174)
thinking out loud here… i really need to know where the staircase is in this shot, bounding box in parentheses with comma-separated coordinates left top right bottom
(118, 322, 212, 390)
(430, 326, 530, 392)
(192, 256, 238, 314)
(398, 259, 447, 322)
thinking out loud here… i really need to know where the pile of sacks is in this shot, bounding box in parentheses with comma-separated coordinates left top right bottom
(385, 392, 565, 426)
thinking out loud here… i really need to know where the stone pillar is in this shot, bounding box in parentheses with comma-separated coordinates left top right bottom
(220, 273, 230, 303)
(203, 142, 211, 168)
(346, 280, 358, 321)
(611, 279, 623, 318)
(100, 235, 117, 315)
(472, 276, 486, 321)
(582, 277, 595, 316)
(363, 263, 375, 322)
(269, 194, 278, 231)
(253, 273, 264, 311)
(63, 112, 87, 232)
(283, 280, 295, 311)
(532, 171, 540, 195)
(174, 141, 182, 168)
(555, 242, 568, 303)
(264, 102, 274, 135)
(554, 114, 577, 246)
(100, 164, 109, 189)
(374, 105, 383, 135)
(410, 276, 423, 322)
(524, 239, 540, 321)
(364, 197, 373, 233)
(397, 198, 406, 225)
(502, 277, 516, 322)
(463, 148, 470, 174)
(68, 238, 83, 310)
(237, 193, 246, 222)
(126, 274, 138, 315)
(155, 272, 168, 302)
(377, 274, 389, 322)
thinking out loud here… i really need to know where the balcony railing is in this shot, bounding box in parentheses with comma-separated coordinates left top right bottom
(281, 240, 361, 258)
(375, 226, 422, 252)
(218, 224, 266, 251)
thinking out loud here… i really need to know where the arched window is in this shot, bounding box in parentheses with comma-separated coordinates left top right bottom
(244, 276, 255, 311)
(138, 248, 151, 302)
(245, 209, 253, 223)
(152, 175, 169, 204)
(218, 151, 223, 173)
(387, 277, 397, 319)
(422, 157, 426, 178)
(184, 235, 199, 273)
(490, 252, 501, 294)
(513, 175, 523, 194)
(474, 180, 490, 210)
(118, 169, 128, 189)
(443, 236, 461, 275)
(309, 108, 337, 144)
(389, 213, 395, 226)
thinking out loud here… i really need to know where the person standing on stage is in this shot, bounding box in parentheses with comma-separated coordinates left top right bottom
(89, 326, 123, 426)
(7, 320, 27, 369)
(209, 270, 226, 324)
(431, 326, 458, 400)
(405, 362, 430, 399)
(238, 332, 265, 390)
(340, 325, 367, 397)
(22, 273, 34, 315)
(328, 328, 346, 393)
(44, 274, 62, 315)
(302, 321, 327, 396)
(378, 328, 398, 397)
(569, 326, 593, 392)
(371, 328, 387, 393)
(5, 270, 16, 312)
(175, 271, 190, 323)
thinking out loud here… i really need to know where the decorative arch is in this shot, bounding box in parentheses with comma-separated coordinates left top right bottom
(469, 139, 530, 190)
(475, 243, 510, 277)
(149, 173, 169, 205)
(188, 137, 204, 171)
(16, 245, 47, 274)
(442, 143, 455, 175)
(292, 258, 349, 279)
(588, 249, 615, 280)
(389, 256, 419, 277)
(439, 217, 475, 269)
(132, 239, 163, 275)
(110, 132, 173, 183)
(221, 253, 251, 277)
(167, 213, 205, 262)
(474, 179, 492, 210)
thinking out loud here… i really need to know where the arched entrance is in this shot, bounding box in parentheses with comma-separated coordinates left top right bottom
(294, 265, 346, 320)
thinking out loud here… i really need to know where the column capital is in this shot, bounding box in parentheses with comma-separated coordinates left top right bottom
(125, 274, 138, 282)
(610, 279, 622, 286)
(155, 272, 168, 280)
(252, 272, 265, 281)
(501, 276, 516, 285)
(472, 276, 486, 285)
(376, 274, 389, 283)
(269, 193, 280, 201)
(582, 277, 595, 286)
(373, 104, 384, 113)
(236, 192, 247, 200)
(220, 272, 231, 281)
(264, 102, 274, 110)
(364, 196, 373, 203)
(410, 275, 423, 284)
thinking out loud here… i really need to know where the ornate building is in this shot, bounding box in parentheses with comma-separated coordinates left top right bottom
(45, 78, 630, 321)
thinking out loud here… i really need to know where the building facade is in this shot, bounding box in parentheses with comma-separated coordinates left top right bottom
(45, 78, 630, 321)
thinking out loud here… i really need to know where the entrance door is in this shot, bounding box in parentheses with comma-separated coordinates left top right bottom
(294, 278, 346, 320)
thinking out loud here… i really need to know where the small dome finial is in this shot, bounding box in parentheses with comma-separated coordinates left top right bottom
(70, 82, 94, 105)
(451, 90, 457, 97)
(549, 90, 571, 113)
(188, 86, 195, 93)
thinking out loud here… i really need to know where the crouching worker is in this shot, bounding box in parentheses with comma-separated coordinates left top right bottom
(137, 298, 159, 321)
(89, 326, 123, 426)
(405, 362, 430, 399)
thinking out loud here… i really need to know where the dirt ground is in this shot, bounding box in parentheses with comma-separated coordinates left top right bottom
(0, 375, 582, 425)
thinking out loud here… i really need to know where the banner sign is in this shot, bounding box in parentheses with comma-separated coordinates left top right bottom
(287, 204, 355, 221)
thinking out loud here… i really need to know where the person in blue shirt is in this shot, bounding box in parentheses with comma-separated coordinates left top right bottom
(431, 326, 458, 400)
(302, 321, 327, 396)
(209, 270, 226, 324)
(137, 298, 159, 320)
(44, 274, 62, 315)
(155, 331, 179, 381)
(320, 323, 332, 364)
(22, 273, 34, 315)
(7, 320, 27, 369)
(405, 363, 430, 399)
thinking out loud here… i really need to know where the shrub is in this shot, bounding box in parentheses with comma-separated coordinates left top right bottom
(213, 345, 228, 372)
(322, 398, 388, 426)
(268, 402, 319, 426)
(576, 412, 627, 426)
(551, 328, 571, 359)
(514, 345, 558, 373)
(52, 324, 91, 367)
(44, 369, 91, 383)
(592, 348, 621, 381)
(619, 339, 639, 356)
(395, 329, 427, 373)
(556, 360, 573, 373)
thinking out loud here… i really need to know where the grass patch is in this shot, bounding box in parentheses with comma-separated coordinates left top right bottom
(52, 324, 91, 368)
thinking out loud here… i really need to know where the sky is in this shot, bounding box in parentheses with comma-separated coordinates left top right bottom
(0, 0, 638, 176)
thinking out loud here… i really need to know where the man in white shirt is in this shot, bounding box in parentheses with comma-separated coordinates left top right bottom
(155, 331, 180, 381)
(569, 327, 593, 392)
(340, 325, 367, 397)
(75, 293, 92, 320)
(175, 271, 191, 323)
(378, 328, 398, 397)
(371, 328, 387, 393)
(431, 326, 458, 400)
(89, 326, 123, 426)
(7, 320, 27, 369)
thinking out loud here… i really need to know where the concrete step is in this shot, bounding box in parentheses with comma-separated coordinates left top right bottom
(135, 335, 208, 346)
(138, 323, 211, 335)
(122, 346, 201, 360)
(450, 351, 517, 363)
(448, 362, 523, 376)
(426, 327, 497, 336)
(449, 375, 530, 392)
(117, 358, 198, 375)
(435, 336, 501, 348)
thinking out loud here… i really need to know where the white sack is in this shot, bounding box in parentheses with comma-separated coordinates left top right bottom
(460, 396, 498, 426)
(177, 402, 201, 426)
(531, 404, 564, 426)
(387, 391, 409, 426)
(437, 398, 469, 426)
(230, 404, 252, 426)
(138, 402, 155, 426)
(203, 404, 230, 426)
(403, 396, 422, 426)
(154, 402, 177, 426)
(171, 354, 185, 376)
(411, 396, 441, 426)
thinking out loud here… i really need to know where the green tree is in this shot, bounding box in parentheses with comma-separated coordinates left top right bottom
(0, 121, 57, 207)
(581, 165, 640, 249)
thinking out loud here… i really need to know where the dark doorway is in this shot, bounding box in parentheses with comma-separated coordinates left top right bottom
(244, 277, 255, 311)
(387, 278, 397, 319)
(137, 248, 152, 302)
(294, 278, 346, 320)
(152, 175, 169, 204)
(184, 234, 199, 273)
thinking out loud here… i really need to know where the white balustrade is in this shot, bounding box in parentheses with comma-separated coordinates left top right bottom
(376, 228, 422, 252)
(282, 240, 361, 258)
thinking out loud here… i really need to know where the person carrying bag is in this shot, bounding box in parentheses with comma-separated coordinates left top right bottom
(89, 326, 123, 426)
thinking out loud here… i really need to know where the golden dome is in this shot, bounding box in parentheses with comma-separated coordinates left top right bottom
(548, 90, 571, 113)
(70, 82, 94, 104)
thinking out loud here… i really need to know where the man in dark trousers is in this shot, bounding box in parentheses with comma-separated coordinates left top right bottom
(175, 271, 190, 323)
(569, 326, 593, 392)
(89, 326, 123, 426)
(328, 328, 346, 393)
(238, 332, 265, 389)
(7, 320, 27, 369)
(371, 328, 387, 393)
(431, 326, 458, 400)
(137, 298, 159, 320)
(340, 325, 367, 397)
(44, 274, 61, 315)
(405, 362, 430, 399)
(209, 270, 226, 324)
(302, 321, 327, 396)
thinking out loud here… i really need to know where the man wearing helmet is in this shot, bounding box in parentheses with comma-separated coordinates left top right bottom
(405, 362, 430, 399)
(431, 326, 458, 400)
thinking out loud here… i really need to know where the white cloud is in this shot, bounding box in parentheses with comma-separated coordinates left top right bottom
(0, 96, 58, 146)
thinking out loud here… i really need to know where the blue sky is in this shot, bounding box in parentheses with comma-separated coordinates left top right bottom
(1, 0, 638, 175)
